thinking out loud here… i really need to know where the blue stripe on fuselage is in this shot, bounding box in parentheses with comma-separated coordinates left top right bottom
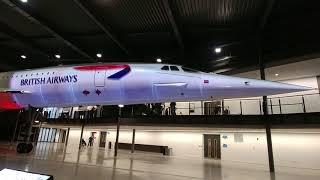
(107, 67, 131, 79)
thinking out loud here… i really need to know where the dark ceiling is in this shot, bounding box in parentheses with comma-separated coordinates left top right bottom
(0, 0, 319, 73)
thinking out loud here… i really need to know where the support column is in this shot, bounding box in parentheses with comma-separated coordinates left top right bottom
(79, 124, 85, 149)
(260, 60, 275, 172)
(114, 106, 122, 157)
(201, 101, 204, 115)
(114, 118, 120, 157)
(26, 105, 33, 142)
(131, 129, 136, 153)
(11, 111, 21, 146)
(317, 76, 320, 93)
(65, 127, 70, 146)
(35, 121, 42, 145)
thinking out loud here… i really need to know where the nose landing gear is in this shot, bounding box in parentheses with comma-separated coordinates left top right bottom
(15, 105, 42, 154)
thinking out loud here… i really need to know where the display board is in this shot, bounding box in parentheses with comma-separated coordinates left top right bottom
(0, 168, 53, 180)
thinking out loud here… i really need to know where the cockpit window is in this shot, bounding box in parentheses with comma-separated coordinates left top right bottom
(170, 66, 179, 71)
(181, 67, 199, 73)
(161, 66, 169, 70)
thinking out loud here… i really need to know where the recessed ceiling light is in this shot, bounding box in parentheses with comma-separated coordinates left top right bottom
(96, 53, 102, 58)
(275, 73, 279, 76)
(215, 47, 222, 53)
(55, 54, 61, 59)
(21, 55, 27, 59)
(156, 58, 162, 63)
(20, 0, 28, 3)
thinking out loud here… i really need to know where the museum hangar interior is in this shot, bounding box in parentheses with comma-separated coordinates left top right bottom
(0, 0, 320, 180)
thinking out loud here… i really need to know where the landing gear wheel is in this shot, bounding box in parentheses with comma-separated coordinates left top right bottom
(17, 143, 26, 153)
(26, 143, 33, 153)
(17, 143, 33, 153)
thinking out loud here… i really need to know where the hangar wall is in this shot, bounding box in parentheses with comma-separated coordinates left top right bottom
(65, 128, 320, 170)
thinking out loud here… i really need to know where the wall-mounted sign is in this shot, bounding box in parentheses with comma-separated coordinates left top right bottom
(0, 168, 53, 180)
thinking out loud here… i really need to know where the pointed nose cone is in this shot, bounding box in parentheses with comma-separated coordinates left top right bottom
(246, 79, 313, 96)
(206, 74, 314, 99)
(271, 82, 314, 92)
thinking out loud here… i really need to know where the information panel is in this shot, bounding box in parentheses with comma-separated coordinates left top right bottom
(0, 168, 53, 180)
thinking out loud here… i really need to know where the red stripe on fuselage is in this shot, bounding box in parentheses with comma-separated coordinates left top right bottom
(74, 64, 130, 71)
(0, 93, 22, 110)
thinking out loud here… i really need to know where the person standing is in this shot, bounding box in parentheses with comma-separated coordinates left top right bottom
(88, 136, 94, 146)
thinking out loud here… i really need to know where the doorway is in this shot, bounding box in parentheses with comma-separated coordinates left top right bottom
(203, 134, 221, 159)
(94, 70, 106, 87)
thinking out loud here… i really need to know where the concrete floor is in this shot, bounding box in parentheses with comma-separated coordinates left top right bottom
(0, 142, 319, 180)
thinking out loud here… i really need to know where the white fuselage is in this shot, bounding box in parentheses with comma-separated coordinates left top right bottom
(0, 63, 311, 109)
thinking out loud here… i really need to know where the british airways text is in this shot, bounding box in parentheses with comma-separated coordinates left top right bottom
(20, 75, 78, 86)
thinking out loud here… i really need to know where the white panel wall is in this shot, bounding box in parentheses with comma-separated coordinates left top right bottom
(65, 128, 320, 169)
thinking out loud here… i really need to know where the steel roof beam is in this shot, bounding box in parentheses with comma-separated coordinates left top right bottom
(0, 62, 16, 71)
(162, 0, 184, 51)
(72, 0, 129, 55)
(259, 0, 276, 29)
(0, 21, 49, 58)
(0, 0, 94, 60)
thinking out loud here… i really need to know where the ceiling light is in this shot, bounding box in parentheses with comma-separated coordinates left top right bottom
(34, 120, 39, 123)
(20, 55, 27, 59)
(20, 0, 28, 3)
(118, 104, 124, 108)
(275, 73, 279, 76)
(156, 58, 162, 63)
(215, 47, 222, 53)
(96, 53, 102, 58)
(55, 54, 61, 59)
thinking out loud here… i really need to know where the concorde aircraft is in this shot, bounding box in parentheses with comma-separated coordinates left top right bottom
(0, 63, 312, 110)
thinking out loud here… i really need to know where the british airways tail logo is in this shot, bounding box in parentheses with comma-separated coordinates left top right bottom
(74, 64, 131, 79)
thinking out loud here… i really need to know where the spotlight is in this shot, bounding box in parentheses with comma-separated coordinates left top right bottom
(20, 0, 28, 3)
(215, 47, 222, 53)
(20, 55, 27, 59)
(118, 104, 124, 108)
(55, 54, 61, 59)
(96, 53, 102, 58)
(156, 58, 162, 63)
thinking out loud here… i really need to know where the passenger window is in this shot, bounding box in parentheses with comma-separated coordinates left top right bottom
(161, 66, 169, 71)
(170, 66, 179, 71)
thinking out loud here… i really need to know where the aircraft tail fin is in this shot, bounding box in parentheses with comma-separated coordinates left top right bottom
(0, 88, 30, 110)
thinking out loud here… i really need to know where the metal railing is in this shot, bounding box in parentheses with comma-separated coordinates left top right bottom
(43, 92, 320, 119)
(165, 92, 320, 115)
